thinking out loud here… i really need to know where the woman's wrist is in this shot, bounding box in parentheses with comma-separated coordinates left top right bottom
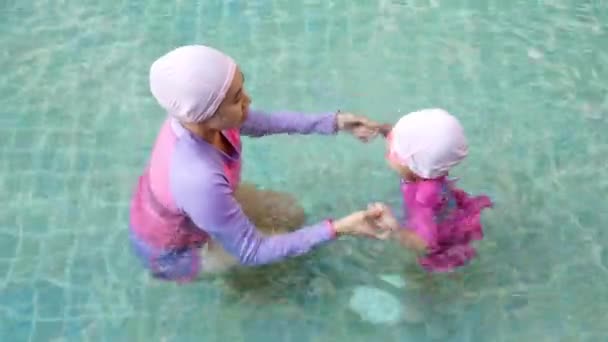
(329, 217, 348, 237)
(326, 219, 338, 239)
(334, 110, 342, 133)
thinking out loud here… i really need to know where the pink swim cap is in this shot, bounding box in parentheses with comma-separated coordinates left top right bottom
(388, 108, 469, 179)
(149, 45, 237, 123)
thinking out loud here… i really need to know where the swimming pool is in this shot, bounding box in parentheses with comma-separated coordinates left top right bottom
(1, 0, 607, 340)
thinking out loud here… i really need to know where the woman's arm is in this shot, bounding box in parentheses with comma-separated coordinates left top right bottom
(173, 170, 337, 266)
(240, 109, 338, 137)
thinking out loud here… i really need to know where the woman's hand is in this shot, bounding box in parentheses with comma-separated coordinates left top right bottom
(366, 202, 401, 231)
(336, 112, 384, 142)
(365, 203, 428, 253)
(333, 202, 398, 239)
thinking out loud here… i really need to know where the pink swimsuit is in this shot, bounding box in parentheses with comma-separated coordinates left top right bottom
(129, 110, 339, 282)
(400, 177, 493, 272)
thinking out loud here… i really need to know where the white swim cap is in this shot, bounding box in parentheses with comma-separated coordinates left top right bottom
(388, 108, 468, 179)
(149, 45, 237, 123)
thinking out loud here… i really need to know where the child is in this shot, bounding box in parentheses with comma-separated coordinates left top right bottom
(380, 108, 493, 273)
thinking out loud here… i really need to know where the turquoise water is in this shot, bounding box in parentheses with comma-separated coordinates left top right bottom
(1, 0, 607, 340)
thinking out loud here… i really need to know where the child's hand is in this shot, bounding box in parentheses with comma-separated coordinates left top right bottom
(333, 204, 394, 240)
(336, 112, 383, 142)
(366, 203, 400, 233)
(378, 124, 393, 137)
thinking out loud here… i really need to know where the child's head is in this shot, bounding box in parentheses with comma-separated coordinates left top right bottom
(386, 108, 468, 181)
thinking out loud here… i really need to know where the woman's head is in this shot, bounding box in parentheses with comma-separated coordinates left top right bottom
(149, 45, 251, 131)
(386, 108, 468, 181)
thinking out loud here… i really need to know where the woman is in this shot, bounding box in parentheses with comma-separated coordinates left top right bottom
(129, 45, 395, 283)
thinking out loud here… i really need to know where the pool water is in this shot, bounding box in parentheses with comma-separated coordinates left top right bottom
(1, 0, 607, 341)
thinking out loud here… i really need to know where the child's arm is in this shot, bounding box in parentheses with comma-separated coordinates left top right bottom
(398, 183, 441, 254)
(396, 229, 428, 254)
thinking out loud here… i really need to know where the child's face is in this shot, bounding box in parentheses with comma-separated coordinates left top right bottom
(385, 132, 420, 182)
(387, 158, 419, 182)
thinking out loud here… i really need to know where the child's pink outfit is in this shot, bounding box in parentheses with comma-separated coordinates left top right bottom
(387, 108, 493, 272)
(400, 177, 492, 272)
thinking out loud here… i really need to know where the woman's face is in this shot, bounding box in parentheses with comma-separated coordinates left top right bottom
(206, 67, 251, 130)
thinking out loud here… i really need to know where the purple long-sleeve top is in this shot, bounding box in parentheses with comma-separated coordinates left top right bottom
(128, 110, 338, 282)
